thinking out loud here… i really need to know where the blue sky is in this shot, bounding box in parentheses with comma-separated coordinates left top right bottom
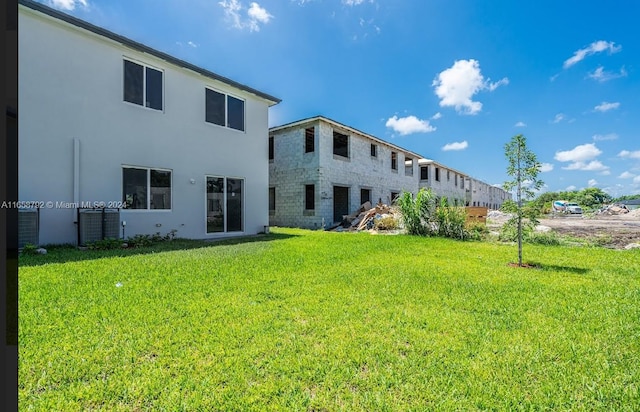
(39, 0, 640, 197)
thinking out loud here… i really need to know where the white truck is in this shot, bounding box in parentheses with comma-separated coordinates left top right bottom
(552, 200, 583, 214)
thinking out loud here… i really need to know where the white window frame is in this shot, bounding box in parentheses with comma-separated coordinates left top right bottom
(205, 87, 246, 132)
(122, 57, 164, 112)
(122, 165, 172, 211)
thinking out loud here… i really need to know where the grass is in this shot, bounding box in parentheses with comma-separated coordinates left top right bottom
(19, 228, 640, 411)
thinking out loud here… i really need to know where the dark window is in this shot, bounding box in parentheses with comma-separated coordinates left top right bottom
(447, 170, 450, 181)
(269, 187, 276, 211)
(206, 89, 245, 131)
(391, 152, 398, 170)
(123, 167, 171, 210)
(226, 178, 243, 232)
(420, 166, 429, 180)
(268, 136, 274, 160)
(123, 60, 143, 106)
(227, 95, 245, 131)
(455, 174, 458, 187)
(205, 89, 225, 127)
(371, 143, 377, 157)
(305, 184, 315, 210)
(305, 127, 315, 153)
(391, 192, 399, 203)
(123, 60, 163, 110)
(333, 131, 349, 158)
(360, 188, 371, 205)
(145, 67, 163, 110)
(435, 167, 440, 182)
(150, 169, 171, 209)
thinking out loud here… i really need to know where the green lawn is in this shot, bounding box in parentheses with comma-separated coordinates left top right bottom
(18, 228, 640, 411)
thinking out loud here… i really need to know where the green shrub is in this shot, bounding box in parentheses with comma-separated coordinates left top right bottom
(21, 243, 38, 255)
(395, 189, 435, 235)
(86, 238, 123, 250)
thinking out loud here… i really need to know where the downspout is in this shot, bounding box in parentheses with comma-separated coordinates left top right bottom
(73, 138, 80, 204)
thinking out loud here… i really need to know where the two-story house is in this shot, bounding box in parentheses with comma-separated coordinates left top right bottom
(268, 116, 511, 229)
(18, 0, 280, 246)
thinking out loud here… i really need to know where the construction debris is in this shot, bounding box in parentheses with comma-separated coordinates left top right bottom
(329, 202, 401, 231)
(596, 204, 630, 216)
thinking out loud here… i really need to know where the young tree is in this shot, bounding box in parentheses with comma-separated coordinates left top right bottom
(503, 134, 544, 266)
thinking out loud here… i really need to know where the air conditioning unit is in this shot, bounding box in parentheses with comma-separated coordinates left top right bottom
(18, 209, 39, 248)
(77, 208, 120, 246)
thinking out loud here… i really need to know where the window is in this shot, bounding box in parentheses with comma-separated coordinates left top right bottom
(455, 174, 458, 187)
(435, 167, 440, 182)
(305, 184, 315, 210)
(305, 127, 315, 153)
(269, 136, 274, 160)
(405, 157, 413, 176)
(447, 170, 451, 181)
(123, 59, 163, 110)
(461, 178, 465, 189)
(333, 131, 349, 158)
(206, 176, 244, 233)
(360, 188, 371, 206)
(205, 88, 245, 131)
(391, 192, 399, 203)
(420, 166, 429, 180)
(123, 167, 171, 210)
(371, 143, 378, 157)
(391, 152, 398, 170)
(269, 187, 276, 212)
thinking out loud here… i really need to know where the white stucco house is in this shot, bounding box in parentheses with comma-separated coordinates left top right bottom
(268, 116, 511, 229)
(18, 0, 280, 246)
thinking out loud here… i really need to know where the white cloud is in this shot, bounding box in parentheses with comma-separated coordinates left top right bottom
(563, 40, 622, 69)
(432, 59, 508, 115)
(187, 41, 198, 48)
(594, 101, 620, 112)
(592, 133, 618, 141)
(219, 0, 273, 32)
(618, 171, 636, 179)
(634, 176, 640, 184)
(442, 141, 468, 151)
(555, 143, 602, 162)
(587, 66, 628, 82)
(552, 113, 565, 124)
(565, 185, 577, 191)
(431, 112, 442, 120)
(385, 115, 436, 135)
(618, 150, 640, 159)
(48, 0, 87, 10)
(514, 121, 526, 127)
(540, 163, 554, 172)
(343, 0, 371, 5)
(562, 160, 609, 172)
(588, 179, 598, 187)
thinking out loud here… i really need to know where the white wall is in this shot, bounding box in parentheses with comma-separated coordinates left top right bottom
(19, 7, 273, 244)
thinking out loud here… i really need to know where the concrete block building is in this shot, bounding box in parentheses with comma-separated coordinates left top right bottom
(268, 116, 511, 229)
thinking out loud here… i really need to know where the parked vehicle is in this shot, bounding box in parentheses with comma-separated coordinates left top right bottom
(552, 200, 583, 214)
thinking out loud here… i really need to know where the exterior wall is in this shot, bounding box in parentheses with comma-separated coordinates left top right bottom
(469, 178, 511, 209)
(269, 119, 420, 228)
(19, 6, 273, 245)
(418, 164, 468, 204)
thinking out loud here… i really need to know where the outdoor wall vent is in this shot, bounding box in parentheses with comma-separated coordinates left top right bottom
(18, 209, 40, 248)
(77, 208, 120, 246)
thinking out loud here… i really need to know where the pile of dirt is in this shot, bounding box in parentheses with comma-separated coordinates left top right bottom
(596, 204, 630, 216)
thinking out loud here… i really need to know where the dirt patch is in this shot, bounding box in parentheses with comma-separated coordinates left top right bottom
(488, 211, 640, 249)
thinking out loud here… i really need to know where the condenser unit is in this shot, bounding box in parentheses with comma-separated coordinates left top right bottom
(18, 209, 39, 248)
(77, 208, 120, 246)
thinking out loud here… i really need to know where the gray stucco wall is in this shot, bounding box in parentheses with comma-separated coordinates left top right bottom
(19, 7, 273, 245)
